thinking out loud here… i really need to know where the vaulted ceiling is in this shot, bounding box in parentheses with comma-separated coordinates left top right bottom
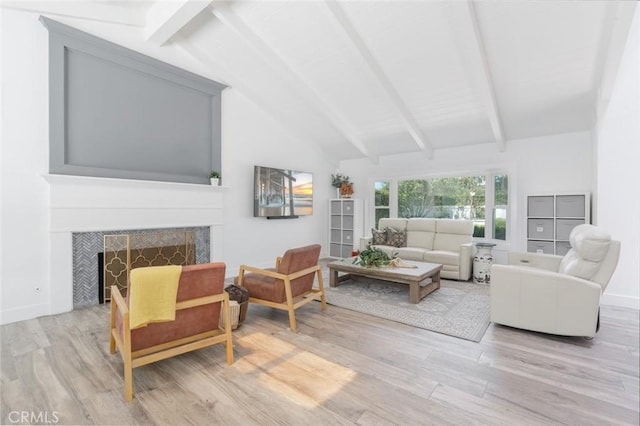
(6, 0, 637, 164)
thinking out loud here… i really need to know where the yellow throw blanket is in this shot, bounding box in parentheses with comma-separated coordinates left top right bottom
(129, 265, 182, 329)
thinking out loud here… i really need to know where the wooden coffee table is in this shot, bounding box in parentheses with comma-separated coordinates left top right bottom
(327, 257, 442, 304)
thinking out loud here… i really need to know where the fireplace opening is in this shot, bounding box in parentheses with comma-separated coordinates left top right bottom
(98, 252, 105, 304)
(103, 230, 196, 302)
(72, 226, 210, 308)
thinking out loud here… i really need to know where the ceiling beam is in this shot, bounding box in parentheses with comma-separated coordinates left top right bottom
(466, 0, 505, 151)
(1, 1, 144, 27)
(325, 1, 434, 159)
(174, 35, 340, 169)
(447, 0, 505, 151)
(145, 0, 212, 45)
(594, 1, 638, 121)
(208, 1, 378, 164)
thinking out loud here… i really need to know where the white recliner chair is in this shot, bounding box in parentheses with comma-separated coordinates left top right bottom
(490, 224, 620, 338)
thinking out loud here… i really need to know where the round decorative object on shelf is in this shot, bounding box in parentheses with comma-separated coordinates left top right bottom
(473, 242, 496, 284)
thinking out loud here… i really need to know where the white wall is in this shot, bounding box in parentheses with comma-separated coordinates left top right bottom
(339, 130, 594, 265)
(219, 89, 335, 275)
(595, 7, 640, 309)
(1, 10, 51, 323)
(0, 9, 335, 324)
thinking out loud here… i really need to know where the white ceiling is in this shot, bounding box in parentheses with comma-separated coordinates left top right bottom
(5, 0, 637, 164)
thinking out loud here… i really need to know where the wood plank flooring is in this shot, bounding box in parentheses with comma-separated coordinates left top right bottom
(1, 300, 638, 425)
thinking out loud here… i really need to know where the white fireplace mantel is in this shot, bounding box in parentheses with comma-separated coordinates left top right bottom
(44, 174, 226, 315)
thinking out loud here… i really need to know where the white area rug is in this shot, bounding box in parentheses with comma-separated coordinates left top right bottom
(322, 273, 490, 342)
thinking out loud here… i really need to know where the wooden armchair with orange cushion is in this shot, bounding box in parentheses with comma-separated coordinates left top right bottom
(109, 263, 234, 401)
(235, 244, 326, 331)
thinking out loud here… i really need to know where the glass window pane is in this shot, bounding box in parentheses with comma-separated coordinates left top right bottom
(398, 176, 485, 221)
(494, 174, 508, 205)
(494, 174, 508, 240)
(375, 208, 389, 228)
(374, 181, 389, 206)
(387, 172, 507, 242)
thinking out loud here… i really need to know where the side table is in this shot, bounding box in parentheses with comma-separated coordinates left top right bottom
(473, 242, 496, 284)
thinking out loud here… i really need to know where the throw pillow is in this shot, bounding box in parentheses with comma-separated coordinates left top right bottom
(371, 228, 387, 245)
(386, 228, 407, 248)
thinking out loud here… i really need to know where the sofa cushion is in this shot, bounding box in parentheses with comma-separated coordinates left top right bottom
(436, 219, 474, 235)
(406, 218, 436, 250)
(386, 228, 407, 247)
(371, 228, 387, 245)
(434, 233, 471, 252)
(440, 264, 460, 277)
(407, 218, 436, 232)
(378, 218, 407, 231)
(423, 250, 460, 266)
(393, 247, 427, 261)
(433, 220, 473, 251)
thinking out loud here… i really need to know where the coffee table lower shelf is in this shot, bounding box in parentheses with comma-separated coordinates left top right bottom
(327, 258, 443, 304)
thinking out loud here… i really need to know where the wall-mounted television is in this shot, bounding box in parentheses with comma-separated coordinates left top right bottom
(254, 166, 313, 219)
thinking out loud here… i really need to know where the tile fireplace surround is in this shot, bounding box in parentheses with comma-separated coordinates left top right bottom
(73, 226, 210, 308)
(44, 174, 225, 316)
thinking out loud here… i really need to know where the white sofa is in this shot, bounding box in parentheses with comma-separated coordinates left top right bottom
(360, 218, 474, 281)
(490, 224, 620, 338)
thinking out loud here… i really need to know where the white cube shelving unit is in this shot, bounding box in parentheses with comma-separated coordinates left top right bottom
(329, 199, 363, 258)
(527, 193, 590, 255)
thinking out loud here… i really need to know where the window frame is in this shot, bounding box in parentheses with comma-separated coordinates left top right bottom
(373, 180, 391, 228)
(370, 170, 511, 244)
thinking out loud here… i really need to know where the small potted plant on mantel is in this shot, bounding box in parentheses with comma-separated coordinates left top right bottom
(209, 171, 221, 186)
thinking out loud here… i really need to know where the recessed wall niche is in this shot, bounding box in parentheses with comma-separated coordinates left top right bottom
(41, 16, 227, 185)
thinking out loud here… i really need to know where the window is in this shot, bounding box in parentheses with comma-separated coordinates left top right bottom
(374, 181, 390, 228)
(493, 174, 508, 240)
(377, 172, 508, 241)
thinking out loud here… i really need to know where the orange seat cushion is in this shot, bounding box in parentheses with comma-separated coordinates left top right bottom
(237, 244, 321, 304)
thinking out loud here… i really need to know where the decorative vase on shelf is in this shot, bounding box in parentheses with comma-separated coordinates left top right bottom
(340, 183, 354, 198)
(210, 178, 219, 186)
(331, 173, 352, 199)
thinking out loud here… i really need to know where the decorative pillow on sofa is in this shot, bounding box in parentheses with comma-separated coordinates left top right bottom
(371, 228, 387, 245)
(386, 228, 407, 248)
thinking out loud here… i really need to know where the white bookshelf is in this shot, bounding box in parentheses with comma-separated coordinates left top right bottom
(527, 193, 590, 255)
(329, 199, 363, 258)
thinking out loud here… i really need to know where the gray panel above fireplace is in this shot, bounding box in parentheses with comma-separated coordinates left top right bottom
(41, 16, 227, 185)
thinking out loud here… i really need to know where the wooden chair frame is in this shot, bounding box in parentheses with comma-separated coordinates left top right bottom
(237, 257, 326, 331)
(109, 285, 234, 401)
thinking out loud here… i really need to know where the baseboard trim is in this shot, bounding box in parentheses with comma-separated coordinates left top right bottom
(601, 293, 640, 310)
(0, 303, 51, 325)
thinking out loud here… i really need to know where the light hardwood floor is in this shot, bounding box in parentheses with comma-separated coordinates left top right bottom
(1, 300, 638, 425)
